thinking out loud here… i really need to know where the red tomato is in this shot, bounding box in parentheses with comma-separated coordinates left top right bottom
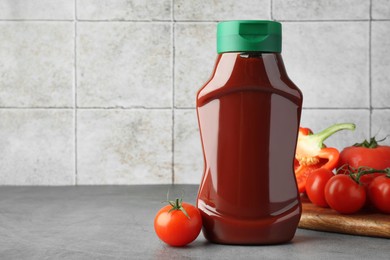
(154, 200, 202, 247)
(295, 160, 329, 194)
(338, 143, 390, 186)
(306, 168, 334, 208)
(359, 173, 383, 187)
(368, 175, 390, 214)
(324, 175, 366, 214)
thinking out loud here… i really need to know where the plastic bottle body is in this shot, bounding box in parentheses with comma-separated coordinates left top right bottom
(196, 52, 302, 244)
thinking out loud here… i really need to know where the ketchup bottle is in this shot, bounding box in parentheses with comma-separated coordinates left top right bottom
(196, 20, 303, 244)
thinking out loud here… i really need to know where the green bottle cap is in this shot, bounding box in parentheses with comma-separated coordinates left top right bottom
(217, 20, 282, 54)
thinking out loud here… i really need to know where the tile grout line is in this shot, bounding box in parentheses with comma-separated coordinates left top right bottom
(74, 0, 78, 186)
(369, 0, 373, 138)
(0, 107, 382, 110)
(172, 107, 374, 110)
(2, 19, 390, 22)
(269, 19, 372, 22)
(0, 19, 74, 21)
(171, 0, 175, 185)
(0, 107, 173, 109)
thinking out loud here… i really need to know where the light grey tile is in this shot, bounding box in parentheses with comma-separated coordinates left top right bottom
(371, 110, 390, 143)
(174, 109, 203, 184)
(372, 22, 390, 108)
(0, 0, 74, 20)
(0, 109, 74, 185)
(174, 0, 270, 21)
(372, 0, 390, 19)
(174, 23, 216, 108)
(283, 22, 369, 108)
(77, 0, 171, 20)
(273, 0, 369, 20)
(77, 22, 172, 108)
(77, 109, 172, 184)
(300, 109, 370, 150)
(0, 22, 74, 107)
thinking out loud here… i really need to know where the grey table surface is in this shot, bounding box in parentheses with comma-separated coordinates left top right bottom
(0, 185, 389, 260)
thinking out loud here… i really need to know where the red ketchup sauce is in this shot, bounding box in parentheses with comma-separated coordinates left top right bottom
(196, 21, 303, 245)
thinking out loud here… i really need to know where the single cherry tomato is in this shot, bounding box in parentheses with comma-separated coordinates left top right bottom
(306, 168, 334, 207)
(324, 174, 366, 214)
(154, 198, 202, 247)
(368, 175, 390, 214)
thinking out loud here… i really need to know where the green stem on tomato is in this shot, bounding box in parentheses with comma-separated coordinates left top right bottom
(168, 198, 190, 219)
(353, 167, 390, 183)
(353, 136, 388, 149)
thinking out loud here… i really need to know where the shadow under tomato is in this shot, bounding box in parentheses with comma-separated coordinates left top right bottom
(153, 239, 211, 259)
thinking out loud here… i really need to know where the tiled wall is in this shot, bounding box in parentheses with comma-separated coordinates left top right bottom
(1, 0, 389, 185)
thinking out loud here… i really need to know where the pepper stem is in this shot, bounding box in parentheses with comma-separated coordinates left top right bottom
(309, 123, 356, 148)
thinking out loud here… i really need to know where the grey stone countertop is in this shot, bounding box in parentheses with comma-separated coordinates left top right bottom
(0, 185, 389, 259)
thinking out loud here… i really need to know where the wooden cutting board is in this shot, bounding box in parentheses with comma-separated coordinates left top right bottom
(298, 199, 390, 238)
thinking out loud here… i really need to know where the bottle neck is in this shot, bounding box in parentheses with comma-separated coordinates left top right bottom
(212, 52, 288, 86)
(198, 52, 302, 107)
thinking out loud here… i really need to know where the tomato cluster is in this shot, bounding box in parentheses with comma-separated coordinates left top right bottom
(301, 136, 390, 215)
(305, 165, 390, 215)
